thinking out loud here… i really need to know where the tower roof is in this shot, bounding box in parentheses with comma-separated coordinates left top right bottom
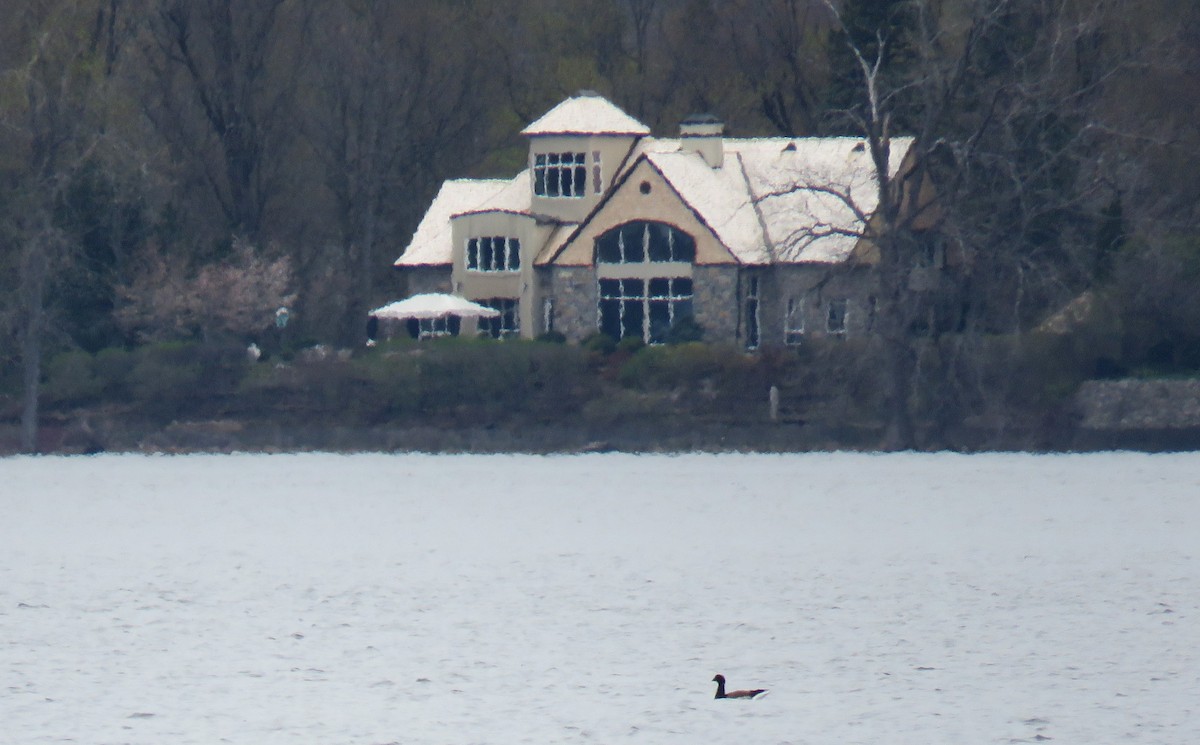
(520, 92, 651, 137)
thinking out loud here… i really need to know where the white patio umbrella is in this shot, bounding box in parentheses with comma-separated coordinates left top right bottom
(370, 293, 500, 320)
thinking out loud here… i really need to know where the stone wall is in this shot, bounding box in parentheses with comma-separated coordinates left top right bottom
(547, 266, 598, 341)
(545, 264, 744, 344)
(764, 264, 878, 344)
(1076, 379, 1200, 430)
(693, 266, 739, 344)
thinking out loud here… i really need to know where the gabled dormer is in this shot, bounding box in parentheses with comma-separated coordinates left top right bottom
(520, 91, 650, 223)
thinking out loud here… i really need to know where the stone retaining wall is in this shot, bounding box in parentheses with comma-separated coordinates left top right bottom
(1076, 379, 1200, 430)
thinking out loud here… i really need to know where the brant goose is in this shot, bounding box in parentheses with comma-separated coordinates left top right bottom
(712, 674, 767, 699)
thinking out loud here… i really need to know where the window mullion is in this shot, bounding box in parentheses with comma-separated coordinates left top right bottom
(643, 294, 651, 343)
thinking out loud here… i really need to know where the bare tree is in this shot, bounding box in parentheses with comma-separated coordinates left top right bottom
(790, 0, 1135, 448)
(1, 1, 114, 451)
(137, 0, 302, 241)
(300, 1, 492, 343)
(728, 0, 834, 136)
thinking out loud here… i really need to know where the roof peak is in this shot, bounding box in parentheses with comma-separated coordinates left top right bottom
(521, 94, 651, 137)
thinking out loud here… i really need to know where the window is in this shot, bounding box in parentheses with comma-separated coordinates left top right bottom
(917, 238, 943, 268)
(784, 298, 805, 345)
(466, 237, 520, 272)
(826, 299, 848, 335)
(543, 297, 555, 334)
(599, 278, 644, 342)
(649, 277, 693, 343)
(478, 298, 520, 339)
(534, 152, 587, 197)
(595, 221, 696, 344)
(595, 221, 696, 264)
(599, 277, 693, 344)
(408, 315, 460, 340)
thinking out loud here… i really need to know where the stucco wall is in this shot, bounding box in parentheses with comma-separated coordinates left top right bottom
(450, 212, 553, 337)
(403, 267, 452, 296)
(451, 213, 527, 296)
(552, 159, 738, 266)
(528, 134, 639, 223)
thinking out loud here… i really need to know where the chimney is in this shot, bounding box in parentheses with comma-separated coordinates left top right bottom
(679, 113, 724, 168)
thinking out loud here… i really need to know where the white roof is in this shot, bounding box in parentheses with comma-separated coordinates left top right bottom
(396, 180, 509, 266)
(521, 94, 651, 137)
(398, 170, 539, 267)
(644, 150, 771, 264)
(371, 294, 500, 320)
(735, 137, 914, 263)
(398, 91, 915, 269)
(611, 136, 913, 265)
(453, 170, 533, 217)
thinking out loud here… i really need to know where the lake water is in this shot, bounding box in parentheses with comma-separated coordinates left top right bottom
(2, 451, 1197, 744)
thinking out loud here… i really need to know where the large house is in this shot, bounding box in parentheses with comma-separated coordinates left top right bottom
(396, 92, 926, 347)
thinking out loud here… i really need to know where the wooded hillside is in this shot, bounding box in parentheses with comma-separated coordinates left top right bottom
(3, 0, 1199, 451)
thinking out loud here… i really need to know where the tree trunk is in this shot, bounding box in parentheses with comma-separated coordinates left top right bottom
(881, 335, 916, 450)
(19, 242, 49, 454)
(20, 323, 43, 454)
(872, 220, 920, 451)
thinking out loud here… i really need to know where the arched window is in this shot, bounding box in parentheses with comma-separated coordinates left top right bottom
(595, 221, 695, 264)
(594, 221, 696, 343)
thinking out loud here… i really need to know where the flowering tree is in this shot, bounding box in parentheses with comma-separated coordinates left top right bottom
(117, 238, 297, 343)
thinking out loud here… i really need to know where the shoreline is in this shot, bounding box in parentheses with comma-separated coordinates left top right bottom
(5, 417, 1199, 456)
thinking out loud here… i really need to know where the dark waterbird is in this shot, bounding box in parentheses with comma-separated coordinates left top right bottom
(712, 674, 767, 699)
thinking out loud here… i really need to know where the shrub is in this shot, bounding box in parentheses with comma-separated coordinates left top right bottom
(120, 341, 250, 421)
(227, 339, 598, 427)
(1011, 332, 1096, 404)
(1110, 236, 1200, 374)
(349, 352, 422, 420)
(614, 342, 771, 420)
(43, 351, 103, 406)
(127, 342, 208, 420)
(616, 335, 645, 354)
(236, 349, 415, 426)
(522, 341, 594, 418)
(665, 315, 705, 344)
(415, 339, 523, 413)
(580, 388, 677, 425)
(618, 342, 744, 390)
(581, 332, 617, 355)
(369, 339, 591, 423)
(93, 346, 136, 398)
(933, 332, 1098, 431)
